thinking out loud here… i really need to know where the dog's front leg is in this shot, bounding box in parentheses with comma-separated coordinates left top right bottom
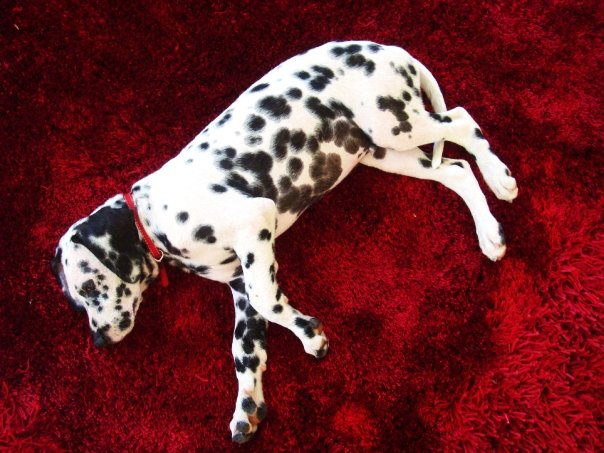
(233, 198, 329, 359)
(228, 282, 268, 444)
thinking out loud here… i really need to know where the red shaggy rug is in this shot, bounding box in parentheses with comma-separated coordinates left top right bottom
(2, 1, 602, 451)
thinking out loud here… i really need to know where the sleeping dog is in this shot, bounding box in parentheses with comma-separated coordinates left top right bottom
(52, 41, 517, 443)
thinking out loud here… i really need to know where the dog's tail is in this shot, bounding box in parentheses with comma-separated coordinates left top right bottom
(416, 60, 447, 168)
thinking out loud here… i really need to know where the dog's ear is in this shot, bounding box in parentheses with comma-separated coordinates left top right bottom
(71, 201, 148, 283)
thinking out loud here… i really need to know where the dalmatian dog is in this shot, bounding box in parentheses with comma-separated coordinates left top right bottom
(52, 41, 518, 443)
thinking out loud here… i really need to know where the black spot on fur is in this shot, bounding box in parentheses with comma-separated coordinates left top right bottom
(373, 147, 386, 159)
(220, 158, 234, 170)
(345, 44, 362, 54)
(377, 96, 413, 133)
(226, 172, 262, 197)
(235, 358, 246, 373)
(430, 113, 452, 123)
(315, 120, 334, 143)
(368, 43, 382, 53)
(245, 304, 258, 317)
(310, 76, 331, 91)
(176, 212, 189, 223)
(242, 355, 260, 372)
(312, 65, 335, 79)
(245, 136, 263, 146)
(286, 87, 302, 99)
(118, 314, 132, 331)
(232, 265, 243, 277)
(225, 147, 237, 158)
(248, 115, 266, 131)
(287, 157, 304, 180)
(156, 232, 183, 256)
(306, 136, 319, 152)
(229, 278, 246, 294)
(295, 71, 310, 80)
(245, 253, 255, 268)
(80, 279, 99, 299)
(193, 225, 216, 243)
(259, 229, 272, 241)
(217, 112, 232, 126)
(346, 53, 366, 68)
(242, 397, 257, 414)
(235, 320, 245, 339)
(195, 265, 209, 274)
(290, 130, 306, 151)
(329, 100, 354, 119)
(272, 128, 290, 160)
(331, 46, 345, 56)
(199, 142, 209, 150)
(258, 96, 291, 119)
(221, 252, 238, 265)
(79, 261, 93, 273)
(211, 184, 227, 193)
(333, 120, 351, 145)
(278, 176, 292, 191)
(475, 128, 486, 139)
(273, 304, 283, 314)
(419, 158, 432, 168)
(306, 97, 335, 120)
(310, 152, 342, 191)
(402, 91, 412, 102)
(250, 83, 269, 92)
(236, 297, 247, 311)
(237, 151, 273, 174)
(399, 122, 412, 133)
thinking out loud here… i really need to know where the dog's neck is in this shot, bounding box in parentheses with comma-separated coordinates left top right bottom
(124, 192, 168, 287)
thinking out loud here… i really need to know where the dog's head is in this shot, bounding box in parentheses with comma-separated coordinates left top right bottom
(52, 195, 158, 347)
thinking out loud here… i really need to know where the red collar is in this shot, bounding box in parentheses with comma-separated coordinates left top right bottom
(123, 192, 169, 287)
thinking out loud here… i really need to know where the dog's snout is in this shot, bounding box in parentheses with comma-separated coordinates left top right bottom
(92, 330, 110, 348)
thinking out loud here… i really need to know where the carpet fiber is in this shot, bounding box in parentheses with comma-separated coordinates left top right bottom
(2, 1, 602, 451)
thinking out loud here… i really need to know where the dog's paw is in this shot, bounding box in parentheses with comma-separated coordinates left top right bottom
(295, 316, 329, 359)
(230, 395, 267, 444)
(484, 165, 518, 202)
(477, 218, 507, 261)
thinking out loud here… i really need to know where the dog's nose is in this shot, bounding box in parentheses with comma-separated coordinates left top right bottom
(92, 330, 109, 348)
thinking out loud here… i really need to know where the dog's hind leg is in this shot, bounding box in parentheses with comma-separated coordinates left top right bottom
(228, 282, 268, 443)
(361, 105, 518, 202)
(231, 198, 329, 358)
(362, 147, 507, 261)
